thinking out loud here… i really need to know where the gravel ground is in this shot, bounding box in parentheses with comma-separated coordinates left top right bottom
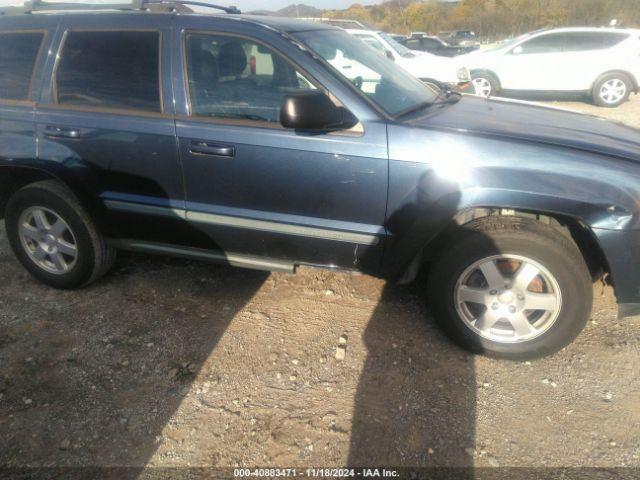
(0, 94, 639, 474)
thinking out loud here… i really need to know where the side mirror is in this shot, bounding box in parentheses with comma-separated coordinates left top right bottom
(385, 50, 395, 61)
(511, 45, 523, 55)
(280, 91, 356, 131)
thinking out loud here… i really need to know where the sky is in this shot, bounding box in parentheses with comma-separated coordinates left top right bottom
(0, 0, 383, 12)
(232, 0, 381, 10)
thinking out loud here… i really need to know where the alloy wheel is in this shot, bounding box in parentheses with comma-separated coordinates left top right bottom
(18, 206, 78, 275)
(454, 254, 562, 343)
(472, 77, 492, 97)
(599, 78, 627, 105)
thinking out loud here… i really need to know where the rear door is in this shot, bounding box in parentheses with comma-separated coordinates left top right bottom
(35, 14, 186, 245)
(0, 18, 54, 193)
(559, 32, 632, 90)
(172, 17, 388, 272)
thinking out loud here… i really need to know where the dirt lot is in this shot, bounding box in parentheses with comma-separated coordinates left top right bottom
(1, 94, 639, 476)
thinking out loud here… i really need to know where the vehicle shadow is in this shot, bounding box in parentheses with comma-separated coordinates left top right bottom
(347, 278, 476, 475)
(348, 173, 476, 477)
(0, 239, 267, 477)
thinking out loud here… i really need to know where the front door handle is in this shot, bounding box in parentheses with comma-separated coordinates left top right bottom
(44, 126, 81, 139)
(190, 141, 235, 157)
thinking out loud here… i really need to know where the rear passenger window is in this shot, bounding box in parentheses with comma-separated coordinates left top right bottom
(185, 33, 315, 123)
(0, 32, 44, 101)
(55, 31, 160, 112)
(562, 32, 629, 52)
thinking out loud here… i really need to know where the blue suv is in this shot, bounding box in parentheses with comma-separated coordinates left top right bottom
(2, 1, 640, 359)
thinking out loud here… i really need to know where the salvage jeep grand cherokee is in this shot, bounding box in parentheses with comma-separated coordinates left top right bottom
(2, 1, 640, 359)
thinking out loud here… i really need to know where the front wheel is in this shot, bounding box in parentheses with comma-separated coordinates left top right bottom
(427, 217, 592, 359)
(471, 71, 500, 97)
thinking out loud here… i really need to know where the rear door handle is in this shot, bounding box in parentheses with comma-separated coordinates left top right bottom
(189, 141, 235, 157)
(44, 126, 82, 139)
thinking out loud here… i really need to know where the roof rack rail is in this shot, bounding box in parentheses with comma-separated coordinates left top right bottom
(143, 0, 240, 13)
(0, 0, 240, 16)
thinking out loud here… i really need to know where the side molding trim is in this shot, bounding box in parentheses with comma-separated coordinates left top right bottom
(187, 211, 379, 245)
(104, 200, 380, 245)
(104, 200, 187, 219)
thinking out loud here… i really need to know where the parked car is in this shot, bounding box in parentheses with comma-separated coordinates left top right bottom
(389, 33, 408, 43)
(345, 29, 473, 93)
(2, 3, 640, 359)
(461, 27, 640, 107)
(439, 30, 480, 49)
(402, 34, 476, 57)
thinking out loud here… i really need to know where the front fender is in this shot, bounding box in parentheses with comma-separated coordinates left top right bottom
(383, 127, 640, 284)
(381, 185, 624, 277)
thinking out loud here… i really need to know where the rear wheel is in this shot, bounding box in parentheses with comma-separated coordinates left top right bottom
(592, 73, 632, 107)
(5, 180, 116, 289)
(427, 217, 592, 359)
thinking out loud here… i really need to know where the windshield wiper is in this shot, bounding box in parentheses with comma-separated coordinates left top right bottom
(396, 87, 463, 119)
(432, 90, 462, 106)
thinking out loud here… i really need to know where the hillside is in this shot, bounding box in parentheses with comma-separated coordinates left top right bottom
(249, 3, 323, 17)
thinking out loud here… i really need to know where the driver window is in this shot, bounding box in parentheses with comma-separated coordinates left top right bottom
(185, 33, 316, 123)
(515, 34, 565, 54)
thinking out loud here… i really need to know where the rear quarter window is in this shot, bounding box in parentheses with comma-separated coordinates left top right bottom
(0, 32, 44, 101)
(55, 30, 161, 112)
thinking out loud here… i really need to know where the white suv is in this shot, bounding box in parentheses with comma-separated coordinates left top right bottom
(462, 27, 640, 107)
(345, 29, 473, 94)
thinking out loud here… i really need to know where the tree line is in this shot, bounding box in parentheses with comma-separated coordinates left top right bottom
(324, 0, 640, 41)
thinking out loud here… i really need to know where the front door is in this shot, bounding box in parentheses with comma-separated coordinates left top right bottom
(173, 24, 388, 272)
(498, 32, 568, 90)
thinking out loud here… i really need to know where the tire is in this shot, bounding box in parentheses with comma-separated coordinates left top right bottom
(427, 216, 592, 359)
(592, 73, 632, 108)
(5, 180, 116, 289)
(471, 71, 500, 97)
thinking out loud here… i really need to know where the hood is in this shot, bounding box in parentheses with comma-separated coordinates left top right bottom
(410, 50, 458, 67)
(407, 95, 640, 162)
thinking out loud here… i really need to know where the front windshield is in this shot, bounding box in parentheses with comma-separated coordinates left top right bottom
(293, 29, 436, 117)
(353, 34, 388, 55)
(379, 32, 412, 56)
